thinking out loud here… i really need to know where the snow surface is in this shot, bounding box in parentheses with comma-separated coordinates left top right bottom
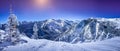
(3, 36, 120, 51)
(0, 30, 5, 33)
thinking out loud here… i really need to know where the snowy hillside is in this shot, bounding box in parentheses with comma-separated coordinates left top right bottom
(3, 36, 120, 51)
(56, 18, 120, 43)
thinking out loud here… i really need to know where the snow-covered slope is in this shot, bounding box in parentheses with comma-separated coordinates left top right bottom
(3, 36, 120, 51)
(55, 18, 120, 43)
(0, 30, 5, 40)
(0, 29, 5, 33)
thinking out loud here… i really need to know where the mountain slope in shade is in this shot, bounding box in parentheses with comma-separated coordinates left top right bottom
(3, 36, 120, 51)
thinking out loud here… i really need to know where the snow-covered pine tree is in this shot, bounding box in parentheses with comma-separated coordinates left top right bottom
(6, 8, 20, 44)
(32, 23, 39, 39)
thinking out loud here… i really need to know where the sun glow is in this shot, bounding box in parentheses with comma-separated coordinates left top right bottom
(34, 0, 51, 8)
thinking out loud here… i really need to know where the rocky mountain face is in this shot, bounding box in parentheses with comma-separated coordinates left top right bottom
(56, 18, 120, 43)
(1, 18, 120, 43)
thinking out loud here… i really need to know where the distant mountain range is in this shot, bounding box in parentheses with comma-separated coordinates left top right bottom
(0, 18, 120, 43)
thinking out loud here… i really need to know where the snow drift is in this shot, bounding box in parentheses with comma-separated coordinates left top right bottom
(3, 36, 120, 51)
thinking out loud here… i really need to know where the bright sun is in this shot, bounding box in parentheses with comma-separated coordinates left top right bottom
(34, 0, 50, 8)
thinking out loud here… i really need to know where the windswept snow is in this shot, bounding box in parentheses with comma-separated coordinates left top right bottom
(3, 36, 120, 51)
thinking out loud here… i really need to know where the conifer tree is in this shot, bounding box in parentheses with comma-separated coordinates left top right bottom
(32, 23, 39, 39)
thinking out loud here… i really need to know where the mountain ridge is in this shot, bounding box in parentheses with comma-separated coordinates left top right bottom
(0, 18, 120, 43)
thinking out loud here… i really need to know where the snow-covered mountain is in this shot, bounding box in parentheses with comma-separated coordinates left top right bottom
(31, 18, 120, 43)
(39, 19, 75, 40)
(1, 18, 120, 43)
(55, 18, 120, 43)
(0, 18, 120, 51)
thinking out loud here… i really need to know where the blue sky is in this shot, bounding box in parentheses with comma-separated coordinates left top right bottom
(0, 0, 120, 23)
